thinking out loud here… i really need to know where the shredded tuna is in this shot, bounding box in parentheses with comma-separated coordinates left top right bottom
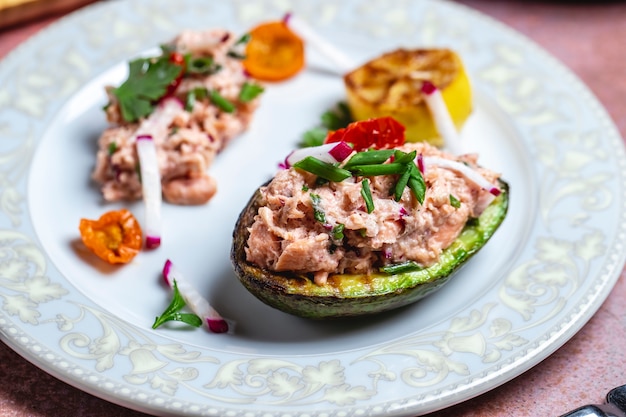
(245, 142, 501, 281)
(93, 29, 261, 205)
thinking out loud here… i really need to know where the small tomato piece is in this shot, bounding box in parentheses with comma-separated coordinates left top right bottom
(244, 21, 304, 81)
(164, 51, 186, 97)
(325, 116, 406, 151)
(79, 209, 143, 264)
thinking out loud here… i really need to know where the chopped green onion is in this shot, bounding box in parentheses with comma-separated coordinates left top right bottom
(350, 162, 407, 177)
(343, 149, 394, 168)
(302, 184, 309, 192)
(107, 142, 118, 155)
(393, 150, 417, 165)
(332, 223, 345, 240)
(293, 156, 352, 182)
(449, 194, 461, 208)
(235, 33, 251, 45)
(186, 56, 221, 75)
(408, 164, 426, 204)
(380, 261, 422, 274)
(185, 87, 209, 111)
(310, 193, 326, 223)
(209, 89, 236, 113)
(394, 166, 411, 201)
(361, 179, 374, 213)
(238, 82, 264, 102)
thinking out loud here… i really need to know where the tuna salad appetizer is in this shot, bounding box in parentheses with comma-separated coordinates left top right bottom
(240, 117, 503, 284)
(92, 29, 264, 205)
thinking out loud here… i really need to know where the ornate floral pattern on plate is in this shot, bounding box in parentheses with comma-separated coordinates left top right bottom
(0, 0, 624, 416)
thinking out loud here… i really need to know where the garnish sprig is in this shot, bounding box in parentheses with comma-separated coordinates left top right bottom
(152, 280, 203, 329)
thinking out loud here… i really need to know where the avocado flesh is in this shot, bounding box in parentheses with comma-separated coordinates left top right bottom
(231, 180, 509, 319)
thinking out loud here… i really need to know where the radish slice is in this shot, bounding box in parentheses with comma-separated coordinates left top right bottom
(162, 259, 231, 333)
(283, 12, 356, 75)
(423, 156, 501, 196)
(136, 135, 162, 248)
(284, 141, 353, 167)
(421, 81, 464, 155)
(133, 98, 183, 249)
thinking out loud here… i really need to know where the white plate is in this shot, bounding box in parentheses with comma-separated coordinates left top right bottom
(1, 0, 624, 416)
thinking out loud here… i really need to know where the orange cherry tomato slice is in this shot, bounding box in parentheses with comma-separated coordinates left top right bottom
(243, 21, 304, 81)
(325, 117, 406, 151)
(79, 209, 143, 264)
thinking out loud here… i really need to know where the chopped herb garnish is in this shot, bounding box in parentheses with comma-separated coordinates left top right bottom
(380, 261, 422, 274)
(449, 194, 461, 208)
(300, 127, 328, 148)
(299, 101, 353, 148)
(107, 142, 118, 155)
(350, 162, 407, 177)
(152, 280, 202, 329)
(358, 228, 367, 237)
(112, 56, 183, 122)
(310, 193, 326, 223)
(186, 56, 221, 75)
(239, 82, 264, 102)
(361, 179, 374, 213)
(394, 167, 412, 201)
(407, 164, 426, 204)
(332, 223, 345, 240)
(185, 87, 209, 111)
(235, 33, 251, 45)
(209, 89, 236, 113)
(293, 156, 352, 182)
(302, 184, 309, 192)
(321, 101, 352, 131)
(343, 149, 394, 169)
(393, 150, 417, 165)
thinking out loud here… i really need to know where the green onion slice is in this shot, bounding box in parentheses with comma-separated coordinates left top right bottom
(343, 149, 394, 168)
(380, 261, 422, 274)
(293, 156, 352, 182)
(209, 89, 236, 113)
(408, 163, 426, 204)
(350, 162, 407, 177)
(361, 179, 375, 213)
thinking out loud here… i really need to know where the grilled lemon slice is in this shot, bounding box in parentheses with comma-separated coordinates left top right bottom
(343, 48, 472, 147)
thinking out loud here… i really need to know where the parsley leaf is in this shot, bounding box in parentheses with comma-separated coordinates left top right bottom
(112, 56, 182, 123)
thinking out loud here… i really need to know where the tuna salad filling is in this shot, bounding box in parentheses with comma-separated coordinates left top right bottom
(92, 29, 263, 205)
(245, 142, 501, 285)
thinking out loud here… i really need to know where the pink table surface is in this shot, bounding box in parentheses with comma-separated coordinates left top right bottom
(1, 1, 625, 416)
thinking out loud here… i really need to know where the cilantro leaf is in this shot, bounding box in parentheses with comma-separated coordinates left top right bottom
(152, 280, 202, 329)
(299, 101, 353, 148)
(321, 101, 352, 130)
(112, 56, 182, 123)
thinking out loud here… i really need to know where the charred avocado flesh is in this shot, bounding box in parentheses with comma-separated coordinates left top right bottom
(231, 180, 509, 319)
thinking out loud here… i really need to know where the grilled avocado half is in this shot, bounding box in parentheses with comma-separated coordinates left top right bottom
(231, 180, 508, 319)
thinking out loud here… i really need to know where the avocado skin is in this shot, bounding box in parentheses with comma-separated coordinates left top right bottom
(231, 180, 509, 319)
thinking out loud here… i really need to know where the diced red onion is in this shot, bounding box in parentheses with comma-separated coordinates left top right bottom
(417, 153, 425, 174)
(421, 81, 463, 155)
(285, 141, 353, 167)
(283, 12, 355, 75)
(162, 259, 231, 334)
(423, 156, 501, 196)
